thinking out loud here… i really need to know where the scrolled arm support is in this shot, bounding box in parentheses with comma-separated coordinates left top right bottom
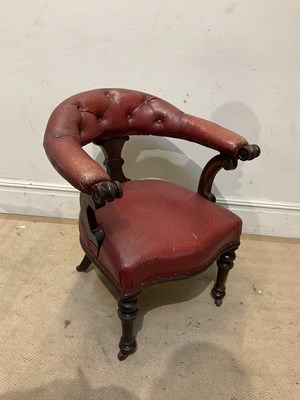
(198, 155, 238, 202)
(80, 180, 123, 250)
(198, 143, 260, 202)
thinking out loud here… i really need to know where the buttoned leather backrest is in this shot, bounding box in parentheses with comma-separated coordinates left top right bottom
(44, 88, 248, 193)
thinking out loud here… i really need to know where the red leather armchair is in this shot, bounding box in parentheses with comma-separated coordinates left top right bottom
(44, 88, 260, 360)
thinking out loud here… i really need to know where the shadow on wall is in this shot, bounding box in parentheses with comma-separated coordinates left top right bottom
(210, 101, 261, 198)
(95, 135, 205, 192)
(122, 136, 202, 191)
(211, 102, 260, 141)
(210, 102, 261, 232)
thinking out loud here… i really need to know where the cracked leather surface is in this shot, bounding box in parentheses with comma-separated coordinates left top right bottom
(79, 180, 242, 293)
(44, 88, 248, 193)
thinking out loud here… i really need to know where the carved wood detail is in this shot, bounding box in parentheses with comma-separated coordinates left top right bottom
(80, 192, 105, 251)
(211, 247, 238, 306)
(95, 136, 130, 182)
(238, 144, 261, 161)
(198, 154, 238, 202)
(117, 295, 139, 360)
(79, 180, 123, 252)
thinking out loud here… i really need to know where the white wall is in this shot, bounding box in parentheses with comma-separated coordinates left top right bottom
(0, 0, 299, 237)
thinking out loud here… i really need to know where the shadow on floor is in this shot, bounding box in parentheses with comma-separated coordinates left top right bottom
(92, 262, 216, 335)
(0, 342, 250, 400)
(0, 368, 141, 400)
(150, 341, 251, 399)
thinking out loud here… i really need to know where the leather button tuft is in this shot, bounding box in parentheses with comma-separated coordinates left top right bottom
(157, 119, 162, 124)
(78, 107, 84, 112)
(106, 94, 110, 98)
(144, 100, 148, 105)
(127, 114, 131, 120)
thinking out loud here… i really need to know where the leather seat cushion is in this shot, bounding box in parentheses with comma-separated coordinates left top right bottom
(79, 179, 242, 294)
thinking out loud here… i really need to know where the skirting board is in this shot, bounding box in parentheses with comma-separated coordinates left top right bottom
(0, 178, 299, 238)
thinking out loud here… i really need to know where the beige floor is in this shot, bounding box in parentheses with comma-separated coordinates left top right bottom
(0, 215, 299, 400)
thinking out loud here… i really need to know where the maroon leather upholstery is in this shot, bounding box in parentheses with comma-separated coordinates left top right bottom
(79, 180, 242, 294)
(43, 88, 259, 359)
(44, 88, 248, 194)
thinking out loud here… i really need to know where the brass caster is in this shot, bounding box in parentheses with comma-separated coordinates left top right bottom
(211, 288, 224, 307)
(214, 298, 223, 307)
(76, 265, 90, 272)
(118, 351, 129, 361)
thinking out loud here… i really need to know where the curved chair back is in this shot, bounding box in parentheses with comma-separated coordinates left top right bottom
(44, 89, 247, 193)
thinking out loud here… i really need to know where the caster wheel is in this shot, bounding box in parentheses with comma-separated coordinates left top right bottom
(214, 298, 223, 307)
(118, 351, 129, 361)
(76, 265, 88, 272)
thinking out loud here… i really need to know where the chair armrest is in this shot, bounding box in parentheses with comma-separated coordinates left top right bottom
(43, 103, 111, 194)
(44, 89, 259, 193)
(179, 114, 249, 158)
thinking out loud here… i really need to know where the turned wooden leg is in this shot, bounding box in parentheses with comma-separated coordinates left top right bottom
(211, 248, 237, 306)
(76, 254, 92, 272)
(117, 295, 138, 361)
